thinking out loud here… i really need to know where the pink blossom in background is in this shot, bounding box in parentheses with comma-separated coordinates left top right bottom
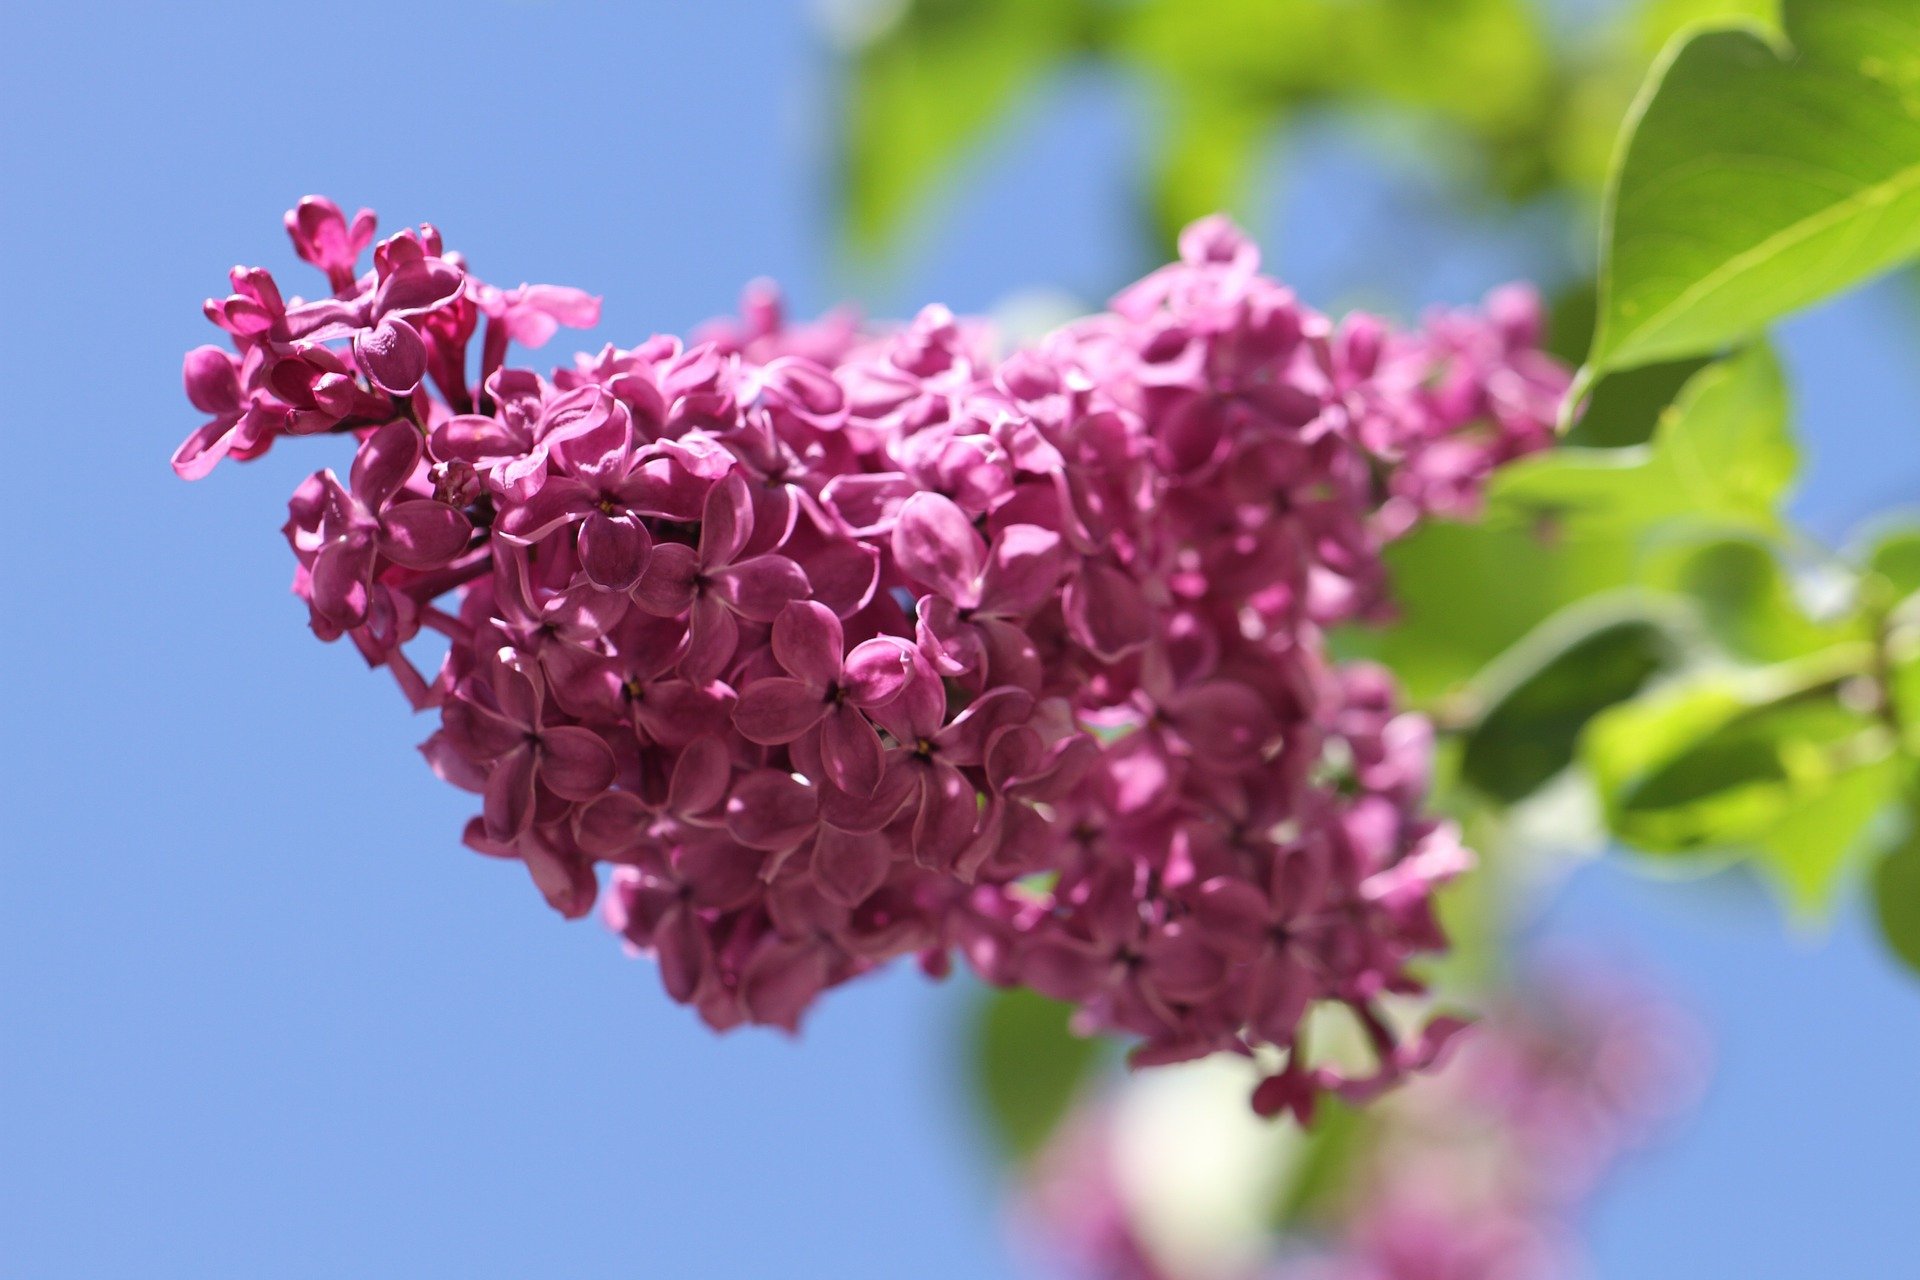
(1020, 972, 1705, 1280)
(175, 200, 1567, 1113)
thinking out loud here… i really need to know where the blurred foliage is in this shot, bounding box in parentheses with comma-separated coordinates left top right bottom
(969, 986, 1104, 1163)
(837, 0, 1779, 258)
(832, 0, 1920, 1170)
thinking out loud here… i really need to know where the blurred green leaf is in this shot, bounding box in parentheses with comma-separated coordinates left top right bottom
(1145, 88, 1282, 252)
(1865, 524, 1920, 600)
(1582, 649, 1880, 855)
(1754, 754, 1900, 920)
(1563, 356, 1714, 447)
(1501, 344, 1793, 533)
(970, 985, 1101, 1164)
(1586, 0, 1920, 378)
(1267, 1096, 1367, 1230)
(1872, 821, 1920, 976)
(1461, 603, 1686, 802)
(1646, 534, 1860, 663)
(1350, 519, 1638, 704)
(842, 0, 1091, 254)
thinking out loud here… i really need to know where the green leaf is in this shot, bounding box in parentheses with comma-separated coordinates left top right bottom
(1646, 534, 1861, 663)
(1460, 603, 1686, 802)
(1145, 88, 1281, 253)
(969, 985, 1101, 1164)
(1753, 754, 1900, 920)
(1588, 0, 1920, 377)
(1502, 344, 1794, 534)
(1345, 518, 1640, 704)
(841, 0, 1089, 254)
(1353, 348, 1796, 708)
(1865, 524, 1920, 600)
(1581, 648, 1880, 855)
(1565, 356, 1716, 448)
(1266, 1096, 1367, 1230)
(1872, 822, 1920, 976)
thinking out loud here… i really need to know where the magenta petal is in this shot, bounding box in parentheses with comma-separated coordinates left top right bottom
(913, 598, 985, 678)
(680, 597, 739, 683)
(171, 417, 238, 481)
(733, 677, 829, 745)
(891, 491, 985, 605)
(799, 539, 881, 618)
(441, 698, 526, 761)
(521, 837, 597, 920)
(813, 825, 891, 907)
(310, 535, 376, 627)
(771, 600, 843, 689)
(355, 315, 429, 395)
(375, 258, 464, 318)
(537, 725, 617, 800)
(380, 500, 471, 569)
(739, 939, 829, 1031)
(1171, 679, 1276, 764)
(574, 790, 650, 856)
(431, 414, 521, 464)
(710, 555, 809, 622)
(819, 706, 884, 798)
(818, 756, 917, 834)
(700, 470, 756, 567)
(654, 905, 711, 1004)
(183, 346, 243, 416)
(821, 471, 914, 535)
(980, 523, 1066, 614)
(667, 735, 732, 815)
(1063, 558, 1154, 661)
(912, 763, 979, 870)
(631, 541, 699, 615)
(724, 769, 819, 851)
(579, 510, 653, 592)
(934, 687, 1034, 766)
(496, 477, 593, 542)
(349, 419, 425, 512)
(842, 638, 915, 707)
(483, 745, 538, 842)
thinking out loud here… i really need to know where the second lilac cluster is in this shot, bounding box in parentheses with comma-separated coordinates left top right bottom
(177, 201, 1566, 1111)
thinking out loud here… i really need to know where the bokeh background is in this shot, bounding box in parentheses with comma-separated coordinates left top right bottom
(4, 2, 1917, 1275)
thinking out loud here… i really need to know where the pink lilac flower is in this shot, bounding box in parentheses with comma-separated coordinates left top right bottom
(175, 201, 1568, 1115)
(1019, 971, 1704, 1280)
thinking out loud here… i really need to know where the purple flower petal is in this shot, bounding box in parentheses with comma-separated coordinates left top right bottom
(770, 600, 843, 690)
(380, 500, 471, 569)
(578, 510, 653, 592)
(538, 725, 617, 800)
(891, 491, 985, 606)
(733, 677, 829, 745)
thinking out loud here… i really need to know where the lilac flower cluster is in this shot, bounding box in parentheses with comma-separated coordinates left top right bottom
(176, 199, 1565, 1110)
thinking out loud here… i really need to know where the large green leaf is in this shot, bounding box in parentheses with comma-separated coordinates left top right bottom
(1587, 0, 1920, 378)
(969, 985, 1102, 1164)
(841, 0, 1090, 253)
(1581, 648, 1880, 855)
(1460, 603, 1686, 803)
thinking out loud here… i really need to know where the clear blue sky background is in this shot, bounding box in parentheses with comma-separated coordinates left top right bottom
(5, 3, 1918, 1277)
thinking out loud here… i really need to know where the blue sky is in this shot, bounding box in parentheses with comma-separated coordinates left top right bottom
(4, 3, 1918, 1276)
